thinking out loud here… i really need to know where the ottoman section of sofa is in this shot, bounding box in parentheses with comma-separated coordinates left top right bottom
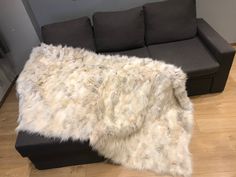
(15, 131, 105, 169)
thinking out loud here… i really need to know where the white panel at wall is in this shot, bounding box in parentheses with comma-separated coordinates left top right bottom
(197, 0, 236, 43)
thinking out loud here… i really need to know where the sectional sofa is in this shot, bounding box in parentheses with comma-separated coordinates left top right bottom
(16, 0, 235, 170)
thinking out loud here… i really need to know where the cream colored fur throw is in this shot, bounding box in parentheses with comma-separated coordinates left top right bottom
(16, 44, 193, 177)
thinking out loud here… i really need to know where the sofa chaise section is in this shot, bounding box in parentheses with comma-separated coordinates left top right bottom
(15, 131, 105, 169)
(16, 16, 105, 170)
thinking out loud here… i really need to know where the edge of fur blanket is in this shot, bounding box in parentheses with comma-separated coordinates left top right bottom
(16, 44, 193, 177)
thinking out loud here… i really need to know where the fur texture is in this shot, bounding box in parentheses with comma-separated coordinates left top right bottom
(16, 44, 193, 177)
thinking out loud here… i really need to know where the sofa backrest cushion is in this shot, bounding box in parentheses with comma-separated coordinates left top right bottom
(41, 17, 96, 51)
(144, 0, 197, 45)
(93, 7, 145, 52)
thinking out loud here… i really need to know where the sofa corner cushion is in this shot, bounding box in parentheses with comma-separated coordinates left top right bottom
(144, 0, 197, 45)
(41, 17, 96, 51)
(148, 37, 220, 77)
(93, 7, 145, 52)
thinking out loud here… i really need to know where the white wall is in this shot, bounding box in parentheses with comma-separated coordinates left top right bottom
(0, 0, 40, 74)
(197, 0, 236, 43)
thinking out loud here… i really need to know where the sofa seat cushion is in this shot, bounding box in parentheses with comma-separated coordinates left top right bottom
(148, 37, 220, 77)
(15, 131, 96, 157)
(101, 47, 150, 58)
(41, 17, 96, 51)
(144, 0, 197, 45)
(93, 7, 145, 52)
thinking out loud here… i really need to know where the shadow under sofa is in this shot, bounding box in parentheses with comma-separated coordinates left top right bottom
(16, 0, 235, 170)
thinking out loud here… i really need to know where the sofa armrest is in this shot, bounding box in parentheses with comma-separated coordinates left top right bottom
(197, 18, 235, 92)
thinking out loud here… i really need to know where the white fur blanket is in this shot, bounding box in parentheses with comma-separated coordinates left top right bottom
(16, 44, 193, 177)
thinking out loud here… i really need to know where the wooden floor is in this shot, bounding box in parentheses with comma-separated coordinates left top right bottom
(1, 48, 236, 177)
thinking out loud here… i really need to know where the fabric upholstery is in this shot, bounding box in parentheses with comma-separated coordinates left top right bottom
(93, 7, 145, 52)
(148, 37, 220, 77)
(187, 76, 214, 96)
(144, 0, 197, 45)
(101, 47, 150, 58)
(41, 17, 96, 51)
(197, 19, 235, 92)
(15, 132, 105, 169)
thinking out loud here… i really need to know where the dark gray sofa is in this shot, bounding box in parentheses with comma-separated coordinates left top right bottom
(16, 0, 235, 170)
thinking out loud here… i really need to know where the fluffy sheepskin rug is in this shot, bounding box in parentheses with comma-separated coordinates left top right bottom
(16, 44, 193, 177)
